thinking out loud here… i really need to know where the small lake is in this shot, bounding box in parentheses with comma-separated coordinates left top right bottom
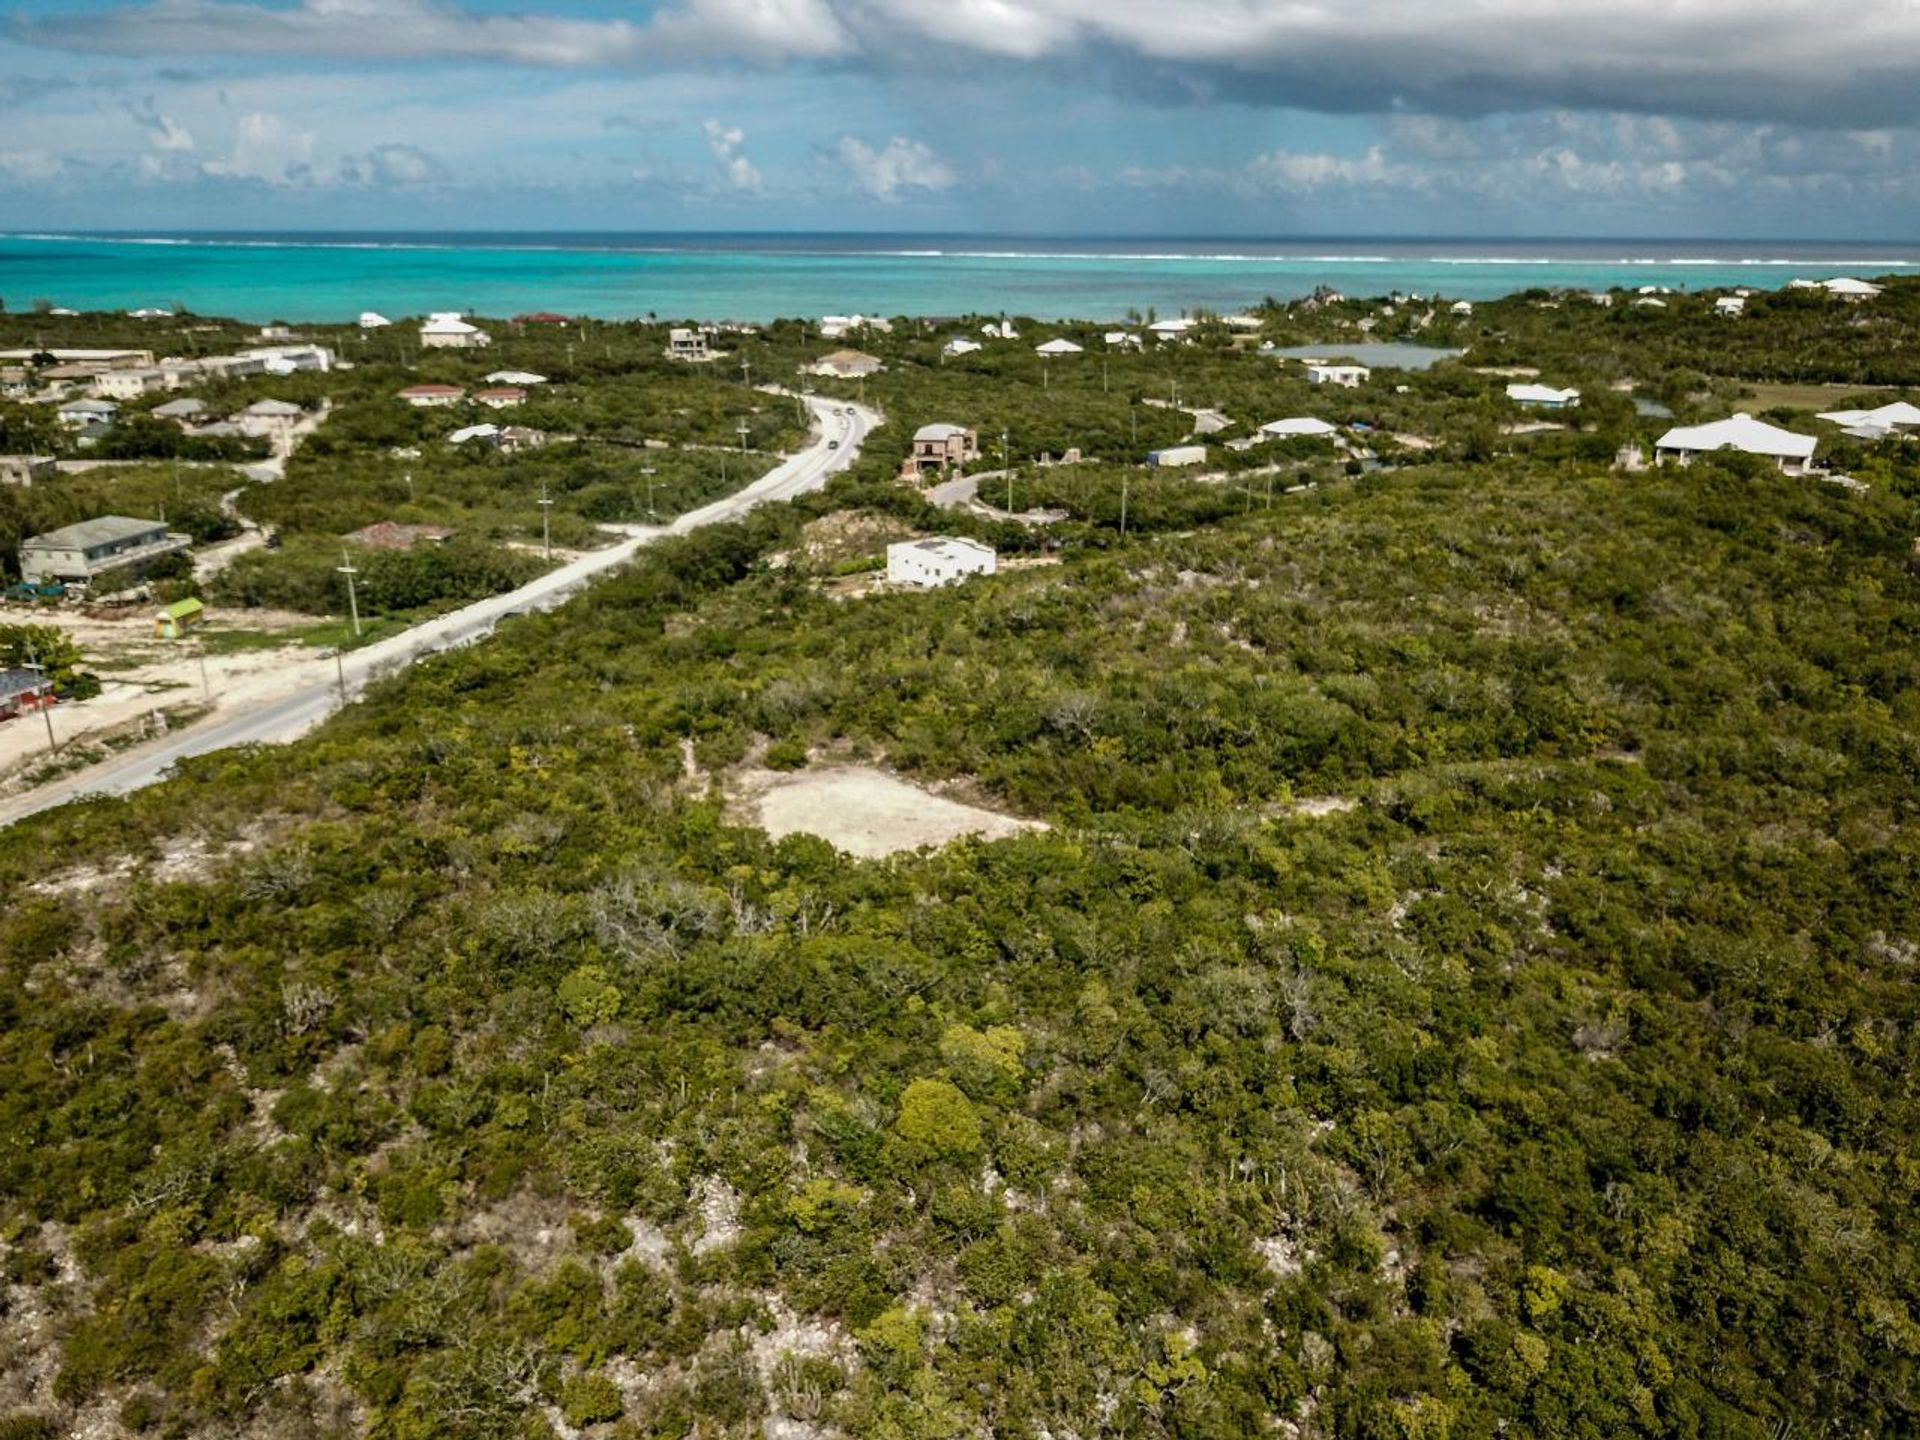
(1262, 342, 1464, 371)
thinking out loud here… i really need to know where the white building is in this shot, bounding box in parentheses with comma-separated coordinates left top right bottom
(943, 337, 983, 358)
(239, 343, 334, 374)
(1506, 383, 1581, 408)
(886, 537, 997, 588)
(1104, 331, 1142, 350)
(806, 349, 884, 379)
(420, 313, 492, 349)
(1654, 413, 1817, 475)
(1821, 277, 1883, 300)
(448, 423, 502, 446)
(485, 370, 548, 386)
(1035, 338, 1084, 356)
(1450, 300, 1474, 316)
(1305, 363, 1369, 388)
(1147, 445, 1207, 467)
(667, 327, 711, 361)
(1149, 318, 1197, 342)
(94, 368, 168, 400)
(57, 398, 118, 429)
(1224, 314, 1264, 330)
(236, 398, 304, 441)
(1260, 417, 1338, 439)
(359, 312, 392, 329)
(1817, 400, 1920, 437)
(820, 314, 891, 339)
(1714, 296, 1747, 316)
(981, 320, 1019, 340)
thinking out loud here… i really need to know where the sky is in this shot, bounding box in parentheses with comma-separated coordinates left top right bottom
(2, 0, 1919, 236)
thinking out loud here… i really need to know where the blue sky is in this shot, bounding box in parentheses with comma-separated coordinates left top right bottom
(3, 0, 1919, 235)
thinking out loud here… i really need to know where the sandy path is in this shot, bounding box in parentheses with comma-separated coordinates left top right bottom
(743, 764, 1041, 859)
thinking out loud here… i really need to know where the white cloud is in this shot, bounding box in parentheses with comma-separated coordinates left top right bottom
(1244, 145, 1411, 192)
(702, 119, 762, 193)
(837, 136, 954, 201)
(128, 96, 195, 152)
(17, 0, 1920, 126)
(338, 142, 445, 186)
(201, 110, 315, 184)
(0, 149, 65, 184)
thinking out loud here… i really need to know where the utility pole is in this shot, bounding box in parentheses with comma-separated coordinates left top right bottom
(1130, 404, 1137, 449)
(737, 420, 750, 454)
(537, 481, 553, 560)
(405, 470, 414, 505)
(1000, 429, 1012, 513)
(1102, 358, 1109, 393)
(24, 637, 56, 757)
(740, 357, 752, 388)
(1120, 476, 1129, 538)
(642, 465, 657, 521)
(337, 549, 362, 638)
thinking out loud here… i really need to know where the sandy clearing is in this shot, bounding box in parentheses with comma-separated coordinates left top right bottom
(743, 764, 1042, 858)
(0, 605, 332, 791)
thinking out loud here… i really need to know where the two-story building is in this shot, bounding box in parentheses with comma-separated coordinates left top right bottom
(19, 515, 193, 588)
(908, 422, 979, 475)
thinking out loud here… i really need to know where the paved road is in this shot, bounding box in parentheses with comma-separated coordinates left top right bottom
(0, 397, 876, 827)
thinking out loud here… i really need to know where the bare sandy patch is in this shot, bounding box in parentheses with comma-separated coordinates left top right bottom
(739, 764, 1042, 858)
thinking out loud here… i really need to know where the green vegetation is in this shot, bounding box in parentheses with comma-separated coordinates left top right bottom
(1, 288, 1919, 1438)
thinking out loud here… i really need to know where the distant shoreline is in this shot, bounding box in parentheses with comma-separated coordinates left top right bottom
(3, 231, 1914, 324)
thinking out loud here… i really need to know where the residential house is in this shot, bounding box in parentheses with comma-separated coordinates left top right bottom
(94, 368, 169, 400)
(820, 315, 892, 339)
(398, 384, 465, 407)
(498, 426, 549, 455)
(806, 350, 885, 379)
(1260, 417, 1338, 440)
(1224, 314, 1265, 330)
(0, 456, 56, 487)
(359, 312, 393, 329)
(1148, 318, 1197, 342)
(1305, 363, 1369, 388)
(1506, 383, 1581, 408)
(942, 337, 983, 358)
(1450, 300, 1474, 316)
(667, 328, 712, 361)
(1714, 296, 1747, 316)
(152, 397, 211, 427)
(981, 320, 1019, 340)
(1035, 338, 1084, 356)
(19, 515, 192, 587)
(237, 399, 304, 442)
(475, 387, 528, 409)
(1147, 445, 1207, 468)
(485, 370, 548, 386)
(1104, 331, 1142, 350)
(909, 422, 978, 475)
(886, 537, 997, 588)
(420, 313, 492, 349)
(154, 597, 204, 639)
(447, 424, 501, 446)
(56, 398, 118, 430)
(1654, 413, 1818, 475)
(1823, 277, 1883, 300)
(239, 343, 335, 374)
(127, 307, 171, 320)
(1816, 401, 1920, 438)
(0, 669, 55, 721)
(345, 521, 455, 551)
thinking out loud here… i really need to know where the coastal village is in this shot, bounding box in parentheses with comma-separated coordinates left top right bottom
(1, 276, 1915, 800)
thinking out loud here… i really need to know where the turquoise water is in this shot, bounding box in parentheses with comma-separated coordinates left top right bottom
(3, 232, 1916, 324)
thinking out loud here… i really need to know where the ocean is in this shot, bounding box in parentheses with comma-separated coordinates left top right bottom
(2, 232, 1916, 324)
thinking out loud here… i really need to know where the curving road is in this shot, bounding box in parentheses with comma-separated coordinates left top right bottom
(0, 396, 877, 827)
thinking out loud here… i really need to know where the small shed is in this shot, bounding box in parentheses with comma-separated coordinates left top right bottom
(155, 596, 204, 639)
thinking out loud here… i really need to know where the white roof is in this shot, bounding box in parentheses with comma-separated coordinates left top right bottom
(1450, 300, 1474, 313)
(1260, 417, 1338, 437)
(1655, 413, 1816, 461)
(447, 423, 500, 444)
(914, 422, 971, 442)
(1035, 338, 1083, 355)
(242, 399, 303, 417)
(1506, 383, 1581, 405)
(421, 312, 481, 335)
(1715, 296, 1746, 311)
(60, 398, 117, 413)
(1824, 277, 1883, 296)
(890, 536, 995, 561)
(1306, 361, 1368, 373)
(981, 320, 1019, 339)
(485, 370, 548, 385)
(1104, 331, 1140, 345)
(943, 338, 982, 355)
(359, 312, 392, 328)
(1148, 318, 1196, 334)
(1817, 401, 1920, 429)
(1632, 297, 1668, 308)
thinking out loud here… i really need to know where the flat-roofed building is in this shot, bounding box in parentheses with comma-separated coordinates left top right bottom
(0, 455, 56, 487)
(886, 536, 997, 588)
